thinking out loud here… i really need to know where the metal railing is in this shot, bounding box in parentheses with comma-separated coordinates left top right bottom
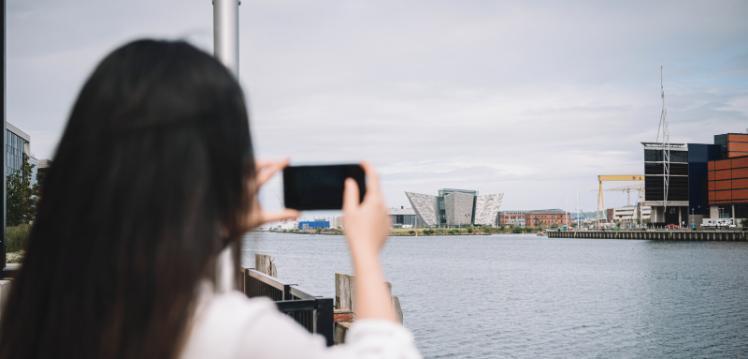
(243, 268, 334, 346)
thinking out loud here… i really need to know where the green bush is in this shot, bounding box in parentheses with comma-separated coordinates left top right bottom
(511, 226, 523, 234)
(6, 224, 31, 253)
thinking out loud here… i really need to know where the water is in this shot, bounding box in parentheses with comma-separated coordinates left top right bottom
(243, 232, 748, 358)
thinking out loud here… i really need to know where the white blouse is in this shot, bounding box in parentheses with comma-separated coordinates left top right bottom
(181, 286, 422, 359)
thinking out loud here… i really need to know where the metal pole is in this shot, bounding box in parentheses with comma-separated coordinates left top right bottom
(213, 0, 240, 74)
(1, 0, 7, 270)
(212, 0, 240, 291)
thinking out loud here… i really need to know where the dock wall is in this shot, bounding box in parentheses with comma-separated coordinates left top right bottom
(547, 230, 747, 241)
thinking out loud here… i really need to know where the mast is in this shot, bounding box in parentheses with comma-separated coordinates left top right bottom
(656, 66, 670, 221)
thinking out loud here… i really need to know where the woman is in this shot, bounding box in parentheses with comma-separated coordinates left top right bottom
(0, 39, 421, 359)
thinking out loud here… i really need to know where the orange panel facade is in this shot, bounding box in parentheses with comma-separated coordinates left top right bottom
(715, 161, 731, 170)
(708, 155, 748, 205)
(728, 143, 748, 152)
(726, 134, 748, 143)
(733, 156, 748, 167)
(726, 134, 748, 158)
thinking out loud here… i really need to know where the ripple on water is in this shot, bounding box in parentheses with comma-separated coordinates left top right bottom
(245, 233, 748, 359)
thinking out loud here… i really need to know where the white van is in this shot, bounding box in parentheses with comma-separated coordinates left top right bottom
(701, 218, 737, 229)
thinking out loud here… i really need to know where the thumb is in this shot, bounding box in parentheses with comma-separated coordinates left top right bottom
(342, 178, 360, 211)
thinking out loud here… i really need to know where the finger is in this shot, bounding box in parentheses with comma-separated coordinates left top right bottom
(343, 178, 360, 210)
(255, 158, 289, 175)
(255, 160, 273, 169)
(261, 209, 300, 223)
(256, 159, 289, 186)
(360, 161, 381, 195)
(255, 158, 288, 170)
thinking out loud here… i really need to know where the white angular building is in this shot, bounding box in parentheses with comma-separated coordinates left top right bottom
(405, 189, 503, 227)
(474, 194, 503, 226)
(404, 192, 439, 227)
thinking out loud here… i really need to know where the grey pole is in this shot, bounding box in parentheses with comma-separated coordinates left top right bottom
(213, 0, 240, 74)
(212, 0, 240, 291)
(1, 0, 6, 270)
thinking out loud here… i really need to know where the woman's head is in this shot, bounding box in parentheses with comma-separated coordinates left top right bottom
(0, 39, 254, 359)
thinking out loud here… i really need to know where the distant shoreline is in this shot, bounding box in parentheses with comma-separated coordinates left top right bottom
(265, 227, 544, 236)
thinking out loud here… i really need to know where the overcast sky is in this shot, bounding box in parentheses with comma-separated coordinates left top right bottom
(7, 0, 748, 212)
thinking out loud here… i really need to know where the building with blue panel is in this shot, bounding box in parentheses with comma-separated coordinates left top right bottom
(298, 220, 330, 230)
(687, 143, 721, 222)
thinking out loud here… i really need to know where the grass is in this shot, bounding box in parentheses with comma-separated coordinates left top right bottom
(5, 224, 31, 263)
(273, 225, 547, 236)
(6, 224, 30, 252)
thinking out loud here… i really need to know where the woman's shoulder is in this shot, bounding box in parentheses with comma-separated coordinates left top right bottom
(181, 288, 275, 359)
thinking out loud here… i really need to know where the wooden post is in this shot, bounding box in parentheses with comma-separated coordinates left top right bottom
(255, 254, 277, 277)
(392, 295, 403, 324)
(335, 273, 355, 311)
(334, 272, 403, 323)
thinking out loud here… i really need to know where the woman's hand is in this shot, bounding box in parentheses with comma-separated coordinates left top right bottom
(342, 162, 398, 322)
(245, 159, 299, 230)
(342, 162, 391, 257)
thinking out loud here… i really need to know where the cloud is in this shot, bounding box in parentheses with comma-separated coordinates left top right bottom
(7, 0, 748, 211)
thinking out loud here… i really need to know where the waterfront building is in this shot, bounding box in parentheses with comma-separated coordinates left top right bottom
(642, 142, 689, 226)
(389, 207, 420, 228)
(405, 189, 503, 227)
(714, 133, 748, 158)
(639, 205, 652, 222)
(5, 122, 30, 178)
(641, 131, 748, 227)
(687, 143, 722, 225)
(474, 194, 503, 226)
(609, 205, 651, 227)
(330, 216, 344, 229)
(498, 209, 569, 228)
(498, 211, 527, 227)
(525, 209, 569, 228)
(707, 133, 748, 221)
(297, 220, 330, 230)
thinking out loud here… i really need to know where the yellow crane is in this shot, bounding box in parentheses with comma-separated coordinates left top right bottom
(606, 184, 644, 207)
(597, 175, 644, 219)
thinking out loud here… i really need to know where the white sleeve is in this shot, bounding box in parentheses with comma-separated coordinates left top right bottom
(238, 302, 422, 359)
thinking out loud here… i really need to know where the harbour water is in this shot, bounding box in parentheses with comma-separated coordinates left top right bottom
(243, 232, 748, 358)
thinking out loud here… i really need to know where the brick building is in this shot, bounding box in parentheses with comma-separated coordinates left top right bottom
(498, 209, 569, 228)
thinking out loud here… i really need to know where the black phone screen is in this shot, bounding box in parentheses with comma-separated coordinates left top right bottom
(283, 164, 366, 210)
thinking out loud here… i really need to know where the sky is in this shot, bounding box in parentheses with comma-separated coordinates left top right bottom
(7, 0, 748, 213)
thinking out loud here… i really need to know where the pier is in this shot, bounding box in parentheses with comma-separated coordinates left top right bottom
(546, 230, 747, 241)
(244, 254, 403, 345)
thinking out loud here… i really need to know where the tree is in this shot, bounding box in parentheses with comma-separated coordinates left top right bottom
(6, 155, 36, 226)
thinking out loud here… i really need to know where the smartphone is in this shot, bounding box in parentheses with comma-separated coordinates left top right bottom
(283, 164, 366, 210)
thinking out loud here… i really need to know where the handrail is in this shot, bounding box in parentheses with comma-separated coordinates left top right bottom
(246, 268, 285, 290)
(244, 268, 334, 346)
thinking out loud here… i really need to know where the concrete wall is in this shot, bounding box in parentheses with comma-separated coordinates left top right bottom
(444, 192, 474, 226)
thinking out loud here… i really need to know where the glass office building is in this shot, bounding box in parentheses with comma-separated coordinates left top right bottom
(5, 122, 30, 178)
(642, 142, 689, 226)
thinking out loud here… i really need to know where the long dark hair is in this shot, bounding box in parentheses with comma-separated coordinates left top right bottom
(0, 39, 255, 359)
